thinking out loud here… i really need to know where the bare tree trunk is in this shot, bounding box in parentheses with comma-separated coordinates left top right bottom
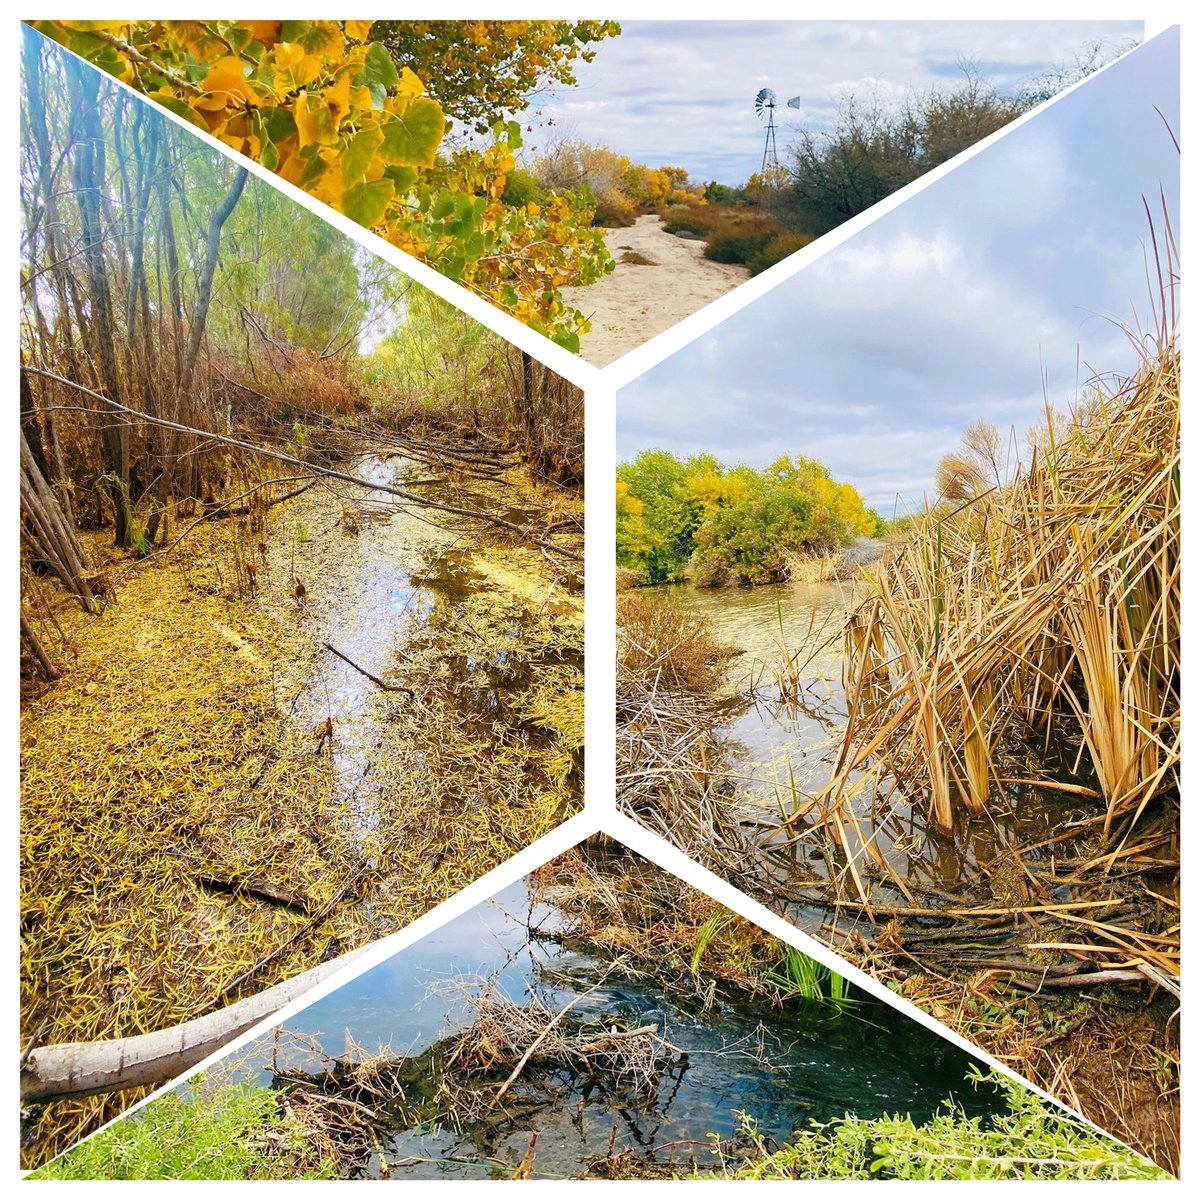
(20, 612, 60, 681)
(146, 166, 248, 544)
(20, 424, 99, 612)
(67, 58, 131, 547)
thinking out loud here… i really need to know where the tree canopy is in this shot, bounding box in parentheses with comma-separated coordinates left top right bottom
(617, 450, 881, 586)
(370, 20, 621, 132)
(28, 19, 615, 350)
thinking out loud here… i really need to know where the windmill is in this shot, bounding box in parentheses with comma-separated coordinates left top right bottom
(755, 87, 780, 174)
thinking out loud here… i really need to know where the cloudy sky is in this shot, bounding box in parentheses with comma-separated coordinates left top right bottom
(616, 28, 1179, 516)
(518, 20, 1142, 185)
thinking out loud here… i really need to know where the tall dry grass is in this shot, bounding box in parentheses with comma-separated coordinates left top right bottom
(804, 255, 1178, 856)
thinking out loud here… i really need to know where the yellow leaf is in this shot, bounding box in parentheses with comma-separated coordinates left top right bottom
(272, 42, 322, 91)
(293, 93, 327, 148)
(249, 20, 282, 46)
(324, 72, 353, 130)
(395, 67, 425, 103)
(202, 57, 253, 105)
(344, 20, 373, 41)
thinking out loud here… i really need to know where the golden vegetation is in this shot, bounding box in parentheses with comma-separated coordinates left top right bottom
(810, 322, 1179, 850)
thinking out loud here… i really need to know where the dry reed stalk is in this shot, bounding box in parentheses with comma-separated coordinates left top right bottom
(802, 324, 1178, 867)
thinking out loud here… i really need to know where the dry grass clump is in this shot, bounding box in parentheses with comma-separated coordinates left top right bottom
(616, 604, 748, 865)
(781, 548, 842, 584)
(809, 321, 1179, 855)
(447, 985, 676, 1110)
(534, 843, 807, 1004)
(617, 590, 739, 694)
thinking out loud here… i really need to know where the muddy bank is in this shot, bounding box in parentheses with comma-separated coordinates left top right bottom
(561, 215, 748, 366)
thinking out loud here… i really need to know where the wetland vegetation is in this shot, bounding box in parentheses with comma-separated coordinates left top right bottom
(20, 34, 582, 1167)
(616, 259, 1180, 1169)
(31, 842, 1165, 1181)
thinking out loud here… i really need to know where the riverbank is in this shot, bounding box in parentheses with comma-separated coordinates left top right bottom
(32, 843, 1166, 1181)
(561, 215, 748, 366)
(20, 440, 583, 1165)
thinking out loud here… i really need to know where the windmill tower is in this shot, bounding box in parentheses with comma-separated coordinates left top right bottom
(755, 88, 780, 175)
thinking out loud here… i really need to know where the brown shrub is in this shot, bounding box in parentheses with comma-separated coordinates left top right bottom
(617, 591, 738, 694)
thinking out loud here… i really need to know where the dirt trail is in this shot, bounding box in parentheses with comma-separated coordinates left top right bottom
(561, 215, 748, 367)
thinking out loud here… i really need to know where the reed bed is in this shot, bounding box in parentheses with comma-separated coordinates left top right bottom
(615, 594, 751, 867)
(800, 325, 1179, 890)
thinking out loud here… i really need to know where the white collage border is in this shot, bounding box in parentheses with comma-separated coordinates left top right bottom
(7, 3, 1190, 1186)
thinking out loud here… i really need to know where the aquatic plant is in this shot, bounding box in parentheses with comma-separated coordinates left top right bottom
(761, 945, 853, 1007)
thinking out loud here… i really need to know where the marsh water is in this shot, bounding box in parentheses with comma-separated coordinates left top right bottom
(662, 578, 1094, 915)
(259, 450, 583, 832)
(231, 880, 1002, 1179)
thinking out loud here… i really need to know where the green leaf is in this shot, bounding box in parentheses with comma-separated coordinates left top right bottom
(342, 178, 394, 228)
(259, 107, 297, 144)
(354, 40, 399, 93)
(383, 165, 418, 194)
(343, 126, 383, 186)
(378, 99, 444, 168)
(279, 20, 342, 56)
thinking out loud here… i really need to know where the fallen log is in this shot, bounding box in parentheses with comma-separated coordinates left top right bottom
(21, 946, 366, 1106)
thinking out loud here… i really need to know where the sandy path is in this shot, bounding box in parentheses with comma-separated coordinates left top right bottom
(561, 214, 749, 367)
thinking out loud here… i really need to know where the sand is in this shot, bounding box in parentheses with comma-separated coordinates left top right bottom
(561, 214, 749, 367)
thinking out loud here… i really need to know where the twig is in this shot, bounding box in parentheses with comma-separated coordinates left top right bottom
(322, 642, 414, 697)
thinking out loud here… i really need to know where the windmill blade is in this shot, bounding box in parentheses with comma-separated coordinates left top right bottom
(754, 87, 777, 119)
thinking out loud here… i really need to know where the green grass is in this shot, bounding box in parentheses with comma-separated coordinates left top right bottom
(718, 1068, 1170, 1180)
(762, 945, 854, 1007)
(29, 1077, 335, 1181)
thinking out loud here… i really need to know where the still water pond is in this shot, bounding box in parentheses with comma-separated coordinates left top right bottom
(232, 880, 1002, 1179)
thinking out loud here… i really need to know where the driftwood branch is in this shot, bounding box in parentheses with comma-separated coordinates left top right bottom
(21, 946, 366, 1106)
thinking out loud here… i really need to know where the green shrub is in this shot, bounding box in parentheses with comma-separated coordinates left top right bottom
(617, 450, 876, 588)
(725, 1067, 1170, 1180)
(500, 168, 546, 209)
(748, 230, 815, 276)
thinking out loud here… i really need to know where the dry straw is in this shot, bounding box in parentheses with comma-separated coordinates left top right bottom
(791, 214, 1179, 906)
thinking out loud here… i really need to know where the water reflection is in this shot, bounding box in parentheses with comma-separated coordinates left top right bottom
(657, 580, 1094, 908)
